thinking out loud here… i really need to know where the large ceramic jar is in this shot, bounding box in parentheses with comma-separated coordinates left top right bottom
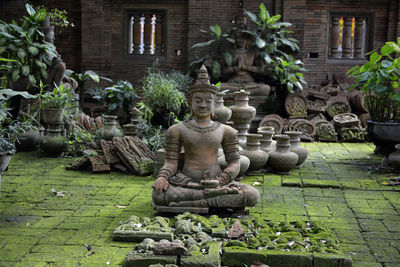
(388, 144, 400, 171)
(258, 129, 275, 153)
(286, 131, 309, 167)
(39, 129, 67, 155)
(97, 115, 124, 140)
(16, 127, 40, 151)
(240, 134, 269, 171)
(268, 134, 298, 174)
(42, 108, 64, 124)
(230, 90, 256, 148)
(214, 92, 232, 124)
(218, 155, 250, 180)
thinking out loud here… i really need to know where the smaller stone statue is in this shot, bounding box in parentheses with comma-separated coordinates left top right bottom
(152, 65, 259, 213)
(220, 8, 271, 98)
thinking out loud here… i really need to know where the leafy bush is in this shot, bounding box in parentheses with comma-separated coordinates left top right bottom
(40, 84, 70, 109)
(136, 119, 165, 152)
(140, 69, 189, 121)
(0, 4, 57, 89)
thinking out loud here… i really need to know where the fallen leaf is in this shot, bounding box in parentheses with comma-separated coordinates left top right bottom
(85, 244, 91, 251)
(116, 205, 126, 209)
(322, 156, 326, 160)
(382, 181, 388, 185)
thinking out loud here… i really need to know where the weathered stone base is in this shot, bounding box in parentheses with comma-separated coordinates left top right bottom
(222, 247, 352, 267)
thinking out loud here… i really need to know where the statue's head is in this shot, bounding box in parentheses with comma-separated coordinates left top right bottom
(43, 26, 55, 44)
(187, 65, 219, 119)
(234, 8, 248, 30)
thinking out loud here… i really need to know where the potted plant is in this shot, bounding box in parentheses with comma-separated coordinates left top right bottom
(40, 84, 69, 124)
(0, 89, 34, 176)
(347, 38, 400, 154)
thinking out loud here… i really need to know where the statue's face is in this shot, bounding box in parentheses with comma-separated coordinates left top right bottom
(191, 92, 215, 119)
(45, 30, 55, 43)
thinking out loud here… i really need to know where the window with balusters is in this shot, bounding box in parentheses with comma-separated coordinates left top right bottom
(328, 13, 374, 60)
(127, 11, 165, 56)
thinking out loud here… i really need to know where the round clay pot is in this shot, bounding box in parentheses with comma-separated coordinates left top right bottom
(40, 129, 67, 155)
(240, 134, 269, 171)
(268, 134, 298, 174)
(218, 155, 250, 180)
(285, 131, 309, 167)
(0, 151, 13, 174)
(214, 92, 232, 124)
(388, 144, 400, 171)
(42, 108, 64, 124)
(16, 127, 40, 151)
(258, 129, 275, 153)
(96, 115, 124, 140)
(230, 90, 256, 148)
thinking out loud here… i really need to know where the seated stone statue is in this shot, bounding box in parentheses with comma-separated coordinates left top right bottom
(220, 9, 271, 98)
(152, 65, 260, 212)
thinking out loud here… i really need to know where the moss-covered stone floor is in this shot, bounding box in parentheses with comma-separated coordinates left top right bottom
(0, 142, 400, 266)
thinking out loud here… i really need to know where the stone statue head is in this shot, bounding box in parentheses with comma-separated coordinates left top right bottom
(43, 26, 55, 44)
(234, 8, 248, 30)
(187, 65, 219, 119)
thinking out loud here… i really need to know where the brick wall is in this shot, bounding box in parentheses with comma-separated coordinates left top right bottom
(2, 0, 400, 88)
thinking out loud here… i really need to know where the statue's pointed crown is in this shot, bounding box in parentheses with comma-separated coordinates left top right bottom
(187, 65, 219, 98)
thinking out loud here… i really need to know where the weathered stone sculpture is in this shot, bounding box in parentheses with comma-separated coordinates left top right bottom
(152, 65, 260, 213)
(220, 8, 271, 98)
(42, 16, 77, 91)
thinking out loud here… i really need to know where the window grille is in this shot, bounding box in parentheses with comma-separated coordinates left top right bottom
(127, 12, 164, 55)
(328, 15, 369, 59)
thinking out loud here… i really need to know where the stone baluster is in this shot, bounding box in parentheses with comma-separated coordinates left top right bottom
(354, 17, 365, 58)
(342, 17, 353, 58)
(128, 16, 134, 54)
(330, 17, 341, 58)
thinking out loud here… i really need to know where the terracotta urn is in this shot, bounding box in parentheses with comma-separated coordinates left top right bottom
(0, 151, 13, 174)
(16, 127, 40, 151)
(286, 131, 309, 167)
(240, 134, 269, 171)
(230, 90, 256, 148)
(42, 108, 64, 124)
(258, 129, 275, 153)
(218, 154, 250, 180)
(39, 129, 67, 155)
(388, 144, 400, 171)
(268, 134, 298, 174)
(214, 92, 232, 124)
(96, 115, 124, 140)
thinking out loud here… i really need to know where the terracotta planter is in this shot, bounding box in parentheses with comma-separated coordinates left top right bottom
(42, 108, 64, 124)
(214, 92, 232, 124)
(240, 134, 269, 171)
(388, 144, 400, 171)
(230, 90, 256, 147)
(268, 134, 298, 174)
(97, 115, 124, 140)
(286, 131, 309, 167)
(367, 120, 400, 155)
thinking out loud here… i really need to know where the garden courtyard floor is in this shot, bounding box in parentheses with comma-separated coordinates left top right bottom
(0, 142, 400, 266)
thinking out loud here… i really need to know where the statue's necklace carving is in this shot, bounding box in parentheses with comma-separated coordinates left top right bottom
(183, 120, 221, 134)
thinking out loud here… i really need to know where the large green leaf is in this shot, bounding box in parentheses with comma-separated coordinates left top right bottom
(245, 10, 259, 24)
(12, 69, 20, 82)
(0, 89, 35, 100)
(84, 70, 100, 83)
(25, 3, 36, 17)
(33, 8, 47, 22)
(256, 37, 266, 49)
(28, 74, 36, 86)
(369, 52, 382, 65)
(17, 48, 26, 59)
(211, 25, 222, 39)
(28, 46, 39, 56)
(223, 51, 232, 67)
(192, 39, 216, 49)
(259, 3, 268, 22)
(0, 31, 14, 39)
(211, 61, 221, 80)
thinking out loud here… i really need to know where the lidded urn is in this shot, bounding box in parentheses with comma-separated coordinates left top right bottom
(268, 134, 298, 174)
(285, 131, 309, 167)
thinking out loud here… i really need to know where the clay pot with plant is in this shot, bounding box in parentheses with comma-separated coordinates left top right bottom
(347, 38, 400, 155)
